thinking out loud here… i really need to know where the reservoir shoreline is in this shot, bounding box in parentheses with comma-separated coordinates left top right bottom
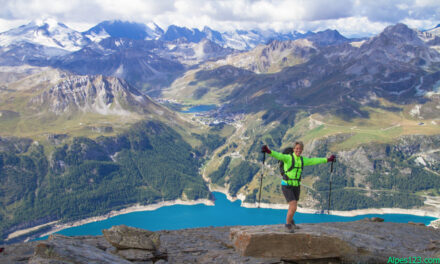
(8, 190, 438, 241)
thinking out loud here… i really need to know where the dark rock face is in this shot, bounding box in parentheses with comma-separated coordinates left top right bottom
(47, 134, 68, 145)
(0, 136, 33, 154)
(1, 223, 439, 263)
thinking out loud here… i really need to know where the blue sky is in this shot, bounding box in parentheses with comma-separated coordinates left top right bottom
(0, 0, 439, 37)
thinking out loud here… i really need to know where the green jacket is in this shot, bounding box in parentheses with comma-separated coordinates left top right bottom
(270, 150, 327, 186)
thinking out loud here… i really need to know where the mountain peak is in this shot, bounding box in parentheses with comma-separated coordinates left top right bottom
(84, 20, 163, 41)
(314, 29, 346, 39)
(161, 25, 205, 43)
(384, 23, 413, 33)
(14, 17, 70, 34)
(202, 26, 224, 43)
(305, 28, 348, 46)
(33, 17, 63, 29)
(377, 23, 422, 44)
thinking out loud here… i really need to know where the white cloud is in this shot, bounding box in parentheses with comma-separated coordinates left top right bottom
(0, 0, 439, 37)
(0, 18, 28, 32)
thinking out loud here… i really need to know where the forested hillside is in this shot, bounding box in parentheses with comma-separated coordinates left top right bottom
(0, 121, 225, 243)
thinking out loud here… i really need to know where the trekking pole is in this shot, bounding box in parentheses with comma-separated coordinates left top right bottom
(258, 151, 266, 208)
(327, 157, 336, 214)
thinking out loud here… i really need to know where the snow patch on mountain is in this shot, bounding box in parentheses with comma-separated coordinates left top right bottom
(145, 22, 164, 40)
(350, 40, 367, 48)
(114, 64, 124, 77)
(0, 18, 90, 52)
(425, 80, 440, 97)
(410, 105, 422, 118)
(84, 29, 110, 43)
(415, 156, 427, 166)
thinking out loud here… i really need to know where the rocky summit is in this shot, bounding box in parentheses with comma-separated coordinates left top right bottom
(1, 220, 439, 264)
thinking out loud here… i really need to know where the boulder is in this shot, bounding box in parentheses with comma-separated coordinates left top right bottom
(29, 234, 131, 264)
(102, 225, 160, 250)
(370, 217, 384, 222)
(359, 217, 384, 222)
(231, 225, 358, 261)
(230, 221, 440, 262)
(408, 221, 426, 226)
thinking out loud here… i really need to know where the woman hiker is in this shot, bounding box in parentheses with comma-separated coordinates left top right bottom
(261, 141, 335, 233)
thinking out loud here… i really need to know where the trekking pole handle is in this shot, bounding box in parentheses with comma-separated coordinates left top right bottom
(330, 156, 336, 173)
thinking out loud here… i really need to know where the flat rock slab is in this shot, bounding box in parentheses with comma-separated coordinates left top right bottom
(230, 221, 440, 263)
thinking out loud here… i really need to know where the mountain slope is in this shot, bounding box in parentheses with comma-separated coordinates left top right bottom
(51, 38, 186, 95)
(0, 19, 356, 95)
(214, 38, 317, 74)
(0, 119, 220, 243)
(159, 38, 236, 66)
(0, 66, 185, 139)
(166, 24, 440, 116)
(0, 66, 229, 243)
(50, 37, 237, 95)
(162, 23, 440, 212)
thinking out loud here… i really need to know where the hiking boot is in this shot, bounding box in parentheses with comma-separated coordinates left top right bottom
(291, 220, 300, 229)
(284, 224, 295, 233)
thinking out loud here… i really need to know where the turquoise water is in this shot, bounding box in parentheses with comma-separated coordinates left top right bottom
(39, 192, 436, 239)
(181, 104, 217, 113)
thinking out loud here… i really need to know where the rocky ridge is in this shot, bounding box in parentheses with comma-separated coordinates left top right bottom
(1, 221, 439, 264)
(29, 73, 161, 116)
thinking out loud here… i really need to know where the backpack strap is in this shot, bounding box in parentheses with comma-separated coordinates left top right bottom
(280, 153, 295, 181)
(285, 153, 295, 173)
(297, 156, 304, 181)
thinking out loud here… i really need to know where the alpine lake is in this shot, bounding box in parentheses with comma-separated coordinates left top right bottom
(38, 192, 436, 239)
